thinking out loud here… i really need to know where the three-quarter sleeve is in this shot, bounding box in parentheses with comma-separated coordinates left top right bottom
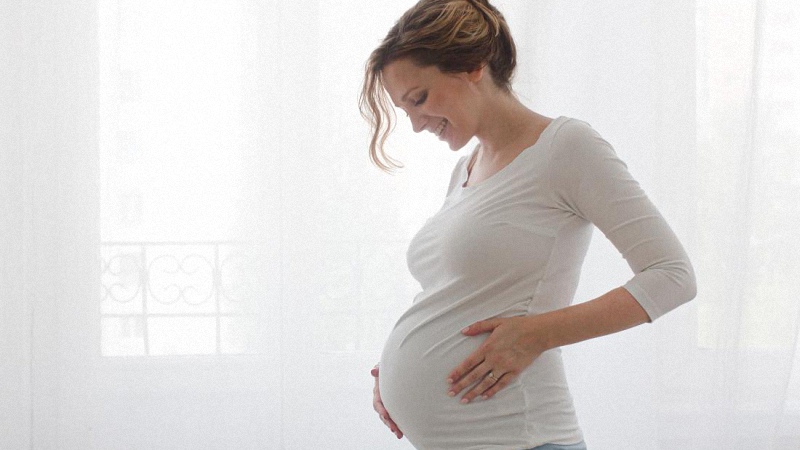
(549, 119, 696, 321)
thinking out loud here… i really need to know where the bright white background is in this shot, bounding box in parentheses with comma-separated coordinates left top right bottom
(1, 0, 798, 449)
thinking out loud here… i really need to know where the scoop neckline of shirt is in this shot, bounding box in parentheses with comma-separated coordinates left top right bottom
(460, 116, 565, 191)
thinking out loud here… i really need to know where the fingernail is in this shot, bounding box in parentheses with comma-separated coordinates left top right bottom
(460, 398, 469, 404)
(446, 378, 453, 384)
(447, 391, 455, 397)
(481, 395, 488, 400)
(461, 327, 469, 333)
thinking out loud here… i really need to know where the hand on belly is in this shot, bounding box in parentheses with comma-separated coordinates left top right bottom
(446, 315, 544, 404)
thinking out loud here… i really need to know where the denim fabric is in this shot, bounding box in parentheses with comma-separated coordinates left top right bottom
(527, 441, 587, 450)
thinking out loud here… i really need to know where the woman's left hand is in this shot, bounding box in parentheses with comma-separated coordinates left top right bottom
(446, 315, 546, 404)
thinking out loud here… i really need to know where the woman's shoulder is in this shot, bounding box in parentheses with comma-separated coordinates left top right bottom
(545, 116, 615, 162)
(547, 116, 602, 146)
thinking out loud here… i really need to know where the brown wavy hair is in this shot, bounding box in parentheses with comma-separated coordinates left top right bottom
(359, 0, 517, 172)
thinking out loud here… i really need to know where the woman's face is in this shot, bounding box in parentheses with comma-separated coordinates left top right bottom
(382, 58, 482, 151)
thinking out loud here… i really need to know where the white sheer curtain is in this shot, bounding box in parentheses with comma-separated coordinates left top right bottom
(1, 1, 798, 449)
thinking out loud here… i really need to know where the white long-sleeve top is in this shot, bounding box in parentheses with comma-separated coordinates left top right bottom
(379, 116, 696, 450)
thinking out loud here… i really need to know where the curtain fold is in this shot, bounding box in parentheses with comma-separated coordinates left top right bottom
(689, 0, 800, 446)
(2, 1, 100, 448)
(0, 5, 32, 447)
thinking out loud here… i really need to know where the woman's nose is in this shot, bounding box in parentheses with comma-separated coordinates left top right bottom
(409, 114, 426, 133)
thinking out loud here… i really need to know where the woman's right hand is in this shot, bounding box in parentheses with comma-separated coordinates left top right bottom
(371, 364, 403, 439)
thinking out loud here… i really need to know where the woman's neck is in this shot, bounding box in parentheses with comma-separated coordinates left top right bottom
(473, 94, 548, 163)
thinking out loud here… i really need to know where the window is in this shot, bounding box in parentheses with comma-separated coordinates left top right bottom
(98, 0, 258, 356)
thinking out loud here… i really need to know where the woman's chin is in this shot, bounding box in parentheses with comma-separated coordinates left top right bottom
(446, 137, 469, 152)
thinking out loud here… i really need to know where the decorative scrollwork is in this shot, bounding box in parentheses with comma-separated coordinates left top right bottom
(100, 251, 143, 304)
(218, 252, 256, 304)
(147, 253, 215, 306)
(100, 241, 260, 356)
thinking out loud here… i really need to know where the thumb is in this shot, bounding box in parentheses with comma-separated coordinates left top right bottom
(462, 318, 502, 336)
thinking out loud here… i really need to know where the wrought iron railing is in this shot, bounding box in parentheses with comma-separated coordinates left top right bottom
(100, 241, 259, 356)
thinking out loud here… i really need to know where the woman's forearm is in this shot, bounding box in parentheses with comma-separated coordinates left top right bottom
(529, 287, 651, 353)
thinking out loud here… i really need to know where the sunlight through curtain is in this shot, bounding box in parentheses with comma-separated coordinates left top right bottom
(1, 0, 798, 448)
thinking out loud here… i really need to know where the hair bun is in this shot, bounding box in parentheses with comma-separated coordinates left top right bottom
(466, 0, 501, 37)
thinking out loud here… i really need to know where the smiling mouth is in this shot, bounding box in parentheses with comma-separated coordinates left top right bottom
(434, 119, 448, 137)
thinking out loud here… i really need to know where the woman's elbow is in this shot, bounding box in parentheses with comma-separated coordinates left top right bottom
(675, 256, 697, 304)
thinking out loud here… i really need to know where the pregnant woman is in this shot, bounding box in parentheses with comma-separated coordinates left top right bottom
(359, 1, 697, 449)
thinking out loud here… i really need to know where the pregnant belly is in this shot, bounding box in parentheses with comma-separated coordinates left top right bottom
(379, 313, 531, 449)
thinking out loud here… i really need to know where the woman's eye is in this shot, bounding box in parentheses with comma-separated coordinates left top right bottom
(414, 92, 428, 106)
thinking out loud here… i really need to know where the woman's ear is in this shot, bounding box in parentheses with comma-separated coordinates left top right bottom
(467, 64, 487, 83)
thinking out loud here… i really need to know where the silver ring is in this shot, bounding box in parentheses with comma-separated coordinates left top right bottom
(487, 371, 499, 382)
